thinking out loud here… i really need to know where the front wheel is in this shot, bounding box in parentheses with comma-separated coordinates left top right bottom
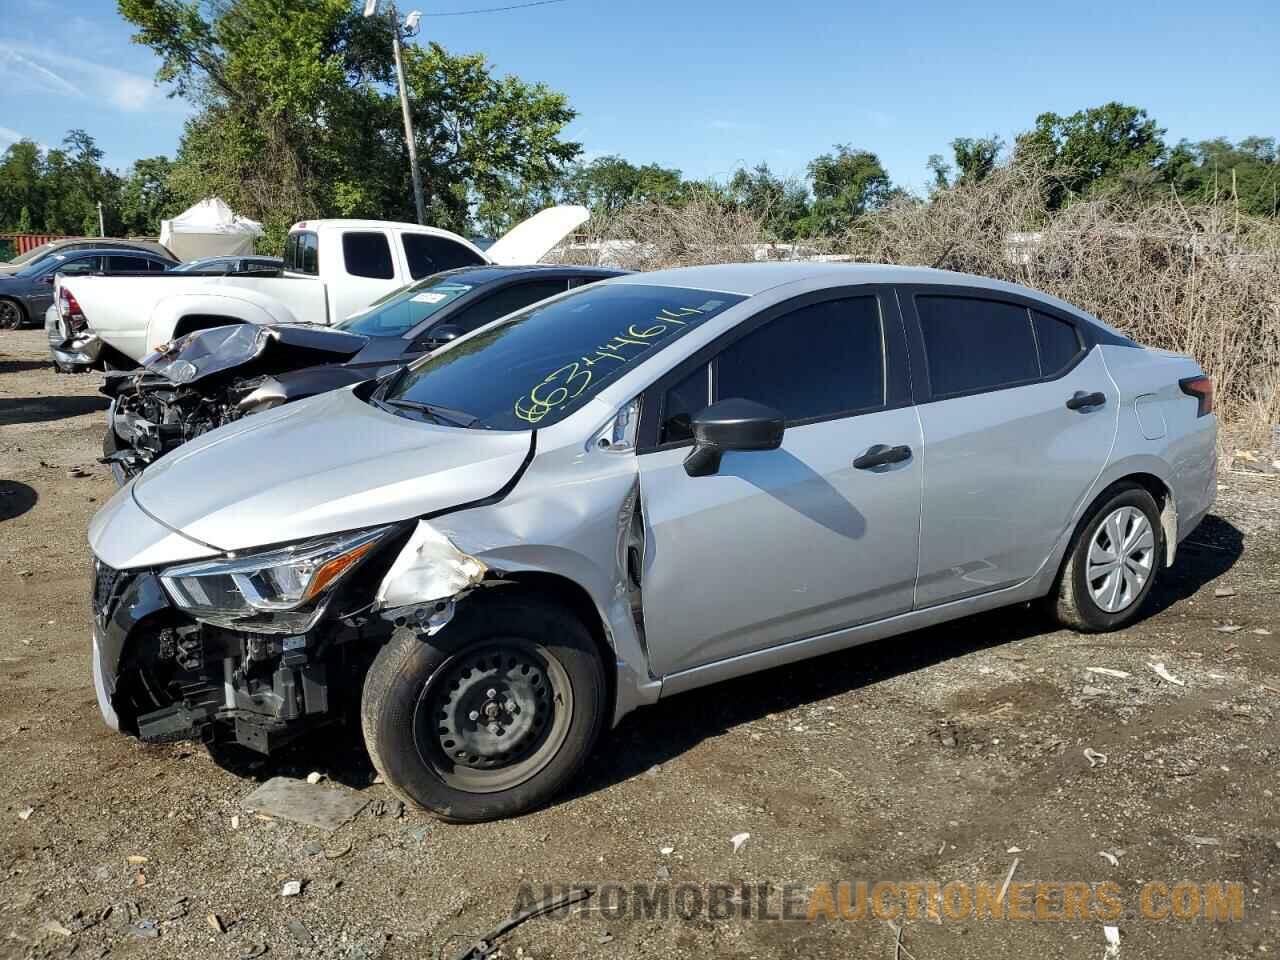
(1049, 483, 1164, 632)
(0, 299, 25, 330)
(361, 593, 607, 822)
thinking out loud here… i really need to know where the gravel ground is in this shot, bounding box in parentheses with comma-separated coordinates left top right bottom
(2, 327, 1278, 960)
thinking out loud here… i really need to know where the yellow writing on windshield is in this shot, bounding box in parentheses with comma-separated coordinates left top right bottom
(514, 307, 703, 424)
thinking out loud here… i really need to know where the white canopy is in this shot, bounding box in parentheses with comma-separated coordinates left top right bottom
(159, 198, 263, 261)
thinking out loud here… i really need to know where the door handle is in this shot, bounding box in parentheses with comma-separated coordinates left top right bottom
(1065, 390, 1107, 410)
(854, 443, 912, 469)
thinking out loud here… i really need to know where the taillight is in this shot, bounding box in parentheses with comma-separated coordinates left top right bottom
(58, 286, 87, 333)
(1179, 376, 1214, 417)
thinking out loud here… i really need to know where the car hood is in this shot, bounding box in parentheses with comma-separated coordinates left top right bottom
(146, 322, 369, 384)
(131, 387, 533, 551)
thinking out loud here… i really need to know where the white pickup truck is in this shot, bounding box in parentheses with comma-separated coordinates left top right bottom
(55, 206, 587, 367)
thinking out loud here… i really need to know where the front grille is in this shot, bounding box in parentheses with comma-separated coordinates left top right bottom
(93, 559, 126, 617)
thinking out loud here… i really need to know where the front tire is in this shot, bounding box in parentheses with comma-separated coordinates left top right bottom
(0, 298, 26, 330)
(361, 593, 607, 823)
(1050, 483, 1164, 632)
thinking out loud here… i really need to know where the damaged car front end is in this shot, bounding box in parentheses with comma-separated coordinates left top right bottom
(102, 323, 370, 484)
(92, 516, 410, 752)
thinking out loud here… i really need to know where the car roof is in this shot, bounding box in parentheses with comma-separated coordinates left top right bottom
(434, 264, 629, 285)
(41, 237, 174, 256)
(606, 262, 1092, 318)
(50, 248, 171, 259)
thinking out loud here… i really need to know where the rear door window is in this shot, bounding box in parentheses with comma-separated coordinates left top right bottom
(714, 296, 886, 422)
(342, 232, 395, 279)
(915, 295, 1039, 397)
(107, 255, 152, 272)
(402, 234, 486, 278)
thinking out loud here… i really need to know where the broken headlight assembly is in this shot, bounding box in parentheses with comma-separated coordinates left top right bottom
(159, 526, 393, 634)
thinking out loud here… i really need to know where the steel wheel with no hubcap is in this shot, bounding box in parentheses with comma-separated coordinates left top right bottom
(1087, 505, 1155, 613)
(412, 640, 573, 794)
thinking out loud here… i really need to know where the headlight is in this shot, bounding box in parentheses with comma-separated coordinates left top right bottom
(160, 526, 392, 634)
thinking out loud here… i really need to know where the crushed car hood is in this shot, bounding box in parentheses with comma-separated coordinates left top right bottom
(131, 387, 532, 551)
(147, 323, 369, 384)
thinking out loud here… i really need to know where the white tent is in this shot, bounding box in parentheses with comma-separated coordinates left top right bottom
(159, 198, 263, 261)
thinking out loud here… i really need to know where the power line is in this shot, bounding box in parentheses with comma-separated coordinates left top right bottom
(422, 0, 567, 15)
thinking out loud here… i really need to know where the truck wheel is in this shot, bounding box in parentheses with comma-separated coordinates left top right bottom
(0, 299, 25, 330)
(361, 593, 607, 823)
(1049, 483, 1164, 632)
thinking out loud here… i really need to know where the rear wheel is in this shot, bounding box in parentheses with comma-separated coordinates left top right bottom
(361, 593, 606, 822)
(1050, 483, 1164, 632)
(0, 299, 25, 330)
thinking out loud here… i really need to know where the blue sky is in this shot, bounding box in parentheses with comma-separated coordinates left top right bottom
(2, 0, 1277, 193)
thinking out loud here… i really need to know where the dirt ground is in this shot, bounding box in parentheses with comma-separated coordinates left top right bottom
(2, 326, 1278, 960)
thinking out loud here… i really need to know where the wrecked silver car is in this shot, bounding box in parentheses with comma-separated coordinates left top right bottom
(88, 263, 1217, 822)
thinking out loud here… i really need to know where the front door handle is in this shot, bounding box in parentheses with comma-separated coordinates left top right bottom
(1066, 390, 1107, 410)
(854, 443, 912, 469)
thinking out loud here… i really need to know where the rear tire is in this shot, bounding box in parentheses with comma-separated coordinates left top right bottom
(361, 593, 607, 823)
(1050, 483, 1164, 632)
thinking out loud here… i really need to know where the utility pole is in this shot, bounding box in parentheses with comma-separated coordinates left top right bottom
(97, 200, 105, 237)
(389, 2, 426, 225)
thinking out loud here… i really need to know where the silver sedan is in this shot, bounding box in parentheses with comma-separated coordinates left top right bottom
(88, 262, 1217, 821)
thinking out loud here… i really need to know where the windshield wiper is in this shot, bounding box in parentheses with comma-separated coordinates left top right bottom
(382, 398, 478, 427)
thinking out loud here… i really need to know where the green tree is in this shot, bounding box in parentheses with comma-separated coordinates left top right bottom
(119, 156, 180, 235)
(119, 0, 581, 239)
(1162, 137, 1279, 216)
(803, 145, 892, 234)
(726, 163, 809, 240)
(1018, 102, 1166, 205)
(925, 153, 951, 191)
(561, 155, 686, 217)
(0, 139, 46, 231)
(950, 135, 1003, 185)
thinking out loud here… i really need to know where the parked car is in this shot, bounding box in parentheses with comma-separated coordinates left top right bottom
(57, 206, 587, 365)
(100, 264, 625, 482)
(0, 248, 174, 332)
(87, 263, 1217, 822)
(1, 237, 176, 276)
(169, 256, 283, 275)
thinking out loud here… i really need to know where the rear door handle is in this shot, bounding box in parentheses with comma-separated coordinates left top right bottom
(1066, 390, 1106, 410)
(854, 443, 912, 469)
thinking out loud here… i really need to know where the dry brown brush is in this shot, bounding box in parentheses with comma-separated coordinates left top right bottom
(855, 162, 1280, 441)
(550, 160, 1279, 440)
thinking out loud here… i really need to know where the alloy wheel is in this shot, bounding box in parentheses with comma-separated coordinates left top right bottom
(1087, 506, 1155, 613)
(0, 301, 21, 330)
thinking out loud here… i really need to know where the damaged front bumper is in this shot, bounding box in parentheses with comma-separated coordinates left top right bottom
(45, 305, 102, 370)
(91, 563, 351, 753)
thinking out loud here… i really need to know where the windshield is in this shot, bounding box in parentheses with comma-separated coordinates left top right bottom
(337, 275, 475, 336)
(15, 253, 66, 278)
(382, 283, 743, 430)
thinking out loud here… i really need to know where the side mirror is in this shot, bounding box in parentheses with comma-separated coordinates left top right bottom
(683, 398, 785, 477)
(429, 324, 463, 343)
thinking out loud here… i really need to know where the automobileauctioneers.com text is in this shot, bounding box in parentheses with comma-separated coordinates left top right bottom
(514, 880, 1245, 923)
